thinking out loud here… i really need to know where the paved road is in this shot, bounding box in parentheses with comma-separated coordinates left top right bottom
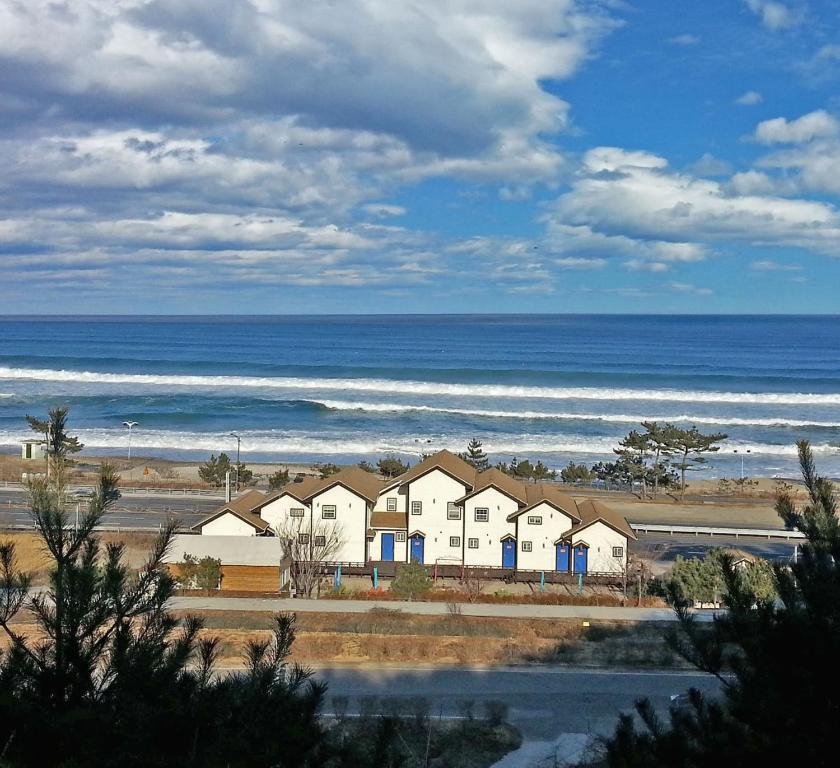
(313, 665, 722, 739)
(171, 594, 714, 622)
(633, 534, 796, 570)
(0, 488, 217, 530)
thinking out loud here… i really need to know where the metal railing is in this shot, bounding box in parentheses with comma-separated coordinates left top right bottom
(631, 522, 805, 540)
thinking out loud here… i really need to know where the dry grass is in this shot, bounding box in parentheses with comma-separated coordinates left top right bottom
(171, 609, 685, 669)
(0, 531, 158, 585)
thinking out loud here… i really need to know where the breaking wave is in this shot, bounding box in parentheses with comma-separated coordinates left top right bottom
(2, 366, 840, 405)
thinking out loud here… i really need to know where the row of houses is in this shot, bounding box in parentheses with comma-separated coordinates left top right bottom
(193, 450, 637, 575)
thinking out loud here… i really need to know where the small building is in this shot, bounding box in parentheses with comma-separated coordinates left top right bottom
(192, 489, 273, 536)
(21, 440, 46, 460)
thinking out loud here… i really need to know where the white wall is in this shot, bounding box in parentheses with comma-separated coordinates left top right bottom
(368, 530, 408, 561)
(259, 494, 310, 532)
(310, 485, 369, 563)
(515, 502, 577, 571)
(374, 486, 407, 513)
(200, 512, 259, 537)
(570, 523, 628, 574)
(406, 470, 470, 565)
(166, 534, 284, 566)
(462, 487, 518, 567)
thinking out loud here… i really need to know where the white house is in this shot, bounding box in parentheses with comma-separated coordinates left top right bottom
(191, 489, 273, 536)
(192, 450, 636, 575)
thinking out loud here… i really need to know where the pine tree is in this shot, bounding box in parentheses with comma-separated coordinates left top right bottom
(461, 438, 489, 471)
(599, 440, 840, 766)
(669, 426, 728, 498)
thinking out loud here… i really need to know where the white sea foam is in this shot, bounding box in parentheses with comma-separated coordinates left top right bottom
(316, 399, 840, 428)
(0, 428, 833, 458)
(2, 366, 840, 405)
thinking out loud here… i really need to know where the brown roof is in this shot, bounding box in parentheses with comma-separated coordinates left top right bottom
(280, 467, 384, 504)
(192, 489, 272, 533)
(369, 511, 408, 529)
(385, 450, 476, 490)
(457, 467, 527, 504)
(276, 475, 323, 502)
(563, 498, 637, 541)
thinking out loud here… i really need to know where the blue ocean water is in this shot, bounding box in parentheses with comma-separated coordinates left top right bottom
(1, 314, 839, 478)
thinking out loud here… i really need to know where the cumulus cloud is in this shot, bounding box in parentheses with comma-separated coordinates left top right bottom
(546, 146, 840, 259)
(751, 259, 803, 270)
(735, 90, 764, 106)
(743, 0, 799, 30)
(754, 110, 839, 144)
(668, 33, 700, 46)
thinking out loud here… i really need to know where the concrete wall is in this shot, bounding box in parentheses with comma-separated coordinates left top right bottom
(166, 534, 284, 566)
(515, 502, 577, 571)
(406, 470, 470, 565)
(570, 523, 628, 574)
(462, 487, 518, 567)
(310, 485, 369, 563)
(200, 512, 259, 537)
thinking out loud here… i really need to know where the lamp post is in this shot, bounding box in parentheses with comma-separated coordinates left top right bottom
(229, 432, 241, 492)
(733, 448, 751, 480)
(123, 421, 138, 460)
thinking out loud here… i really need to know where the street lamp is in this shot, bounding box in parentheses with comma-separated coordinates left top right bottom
(733, 448, 751, 480)
(229, 432, 241, 492)
(123, 421, 138, 460)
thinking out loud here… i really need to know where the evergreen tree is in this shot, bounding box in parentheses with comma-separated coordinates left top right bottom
(377, 457, 409, 478)
(460, 438, 489, 471)
(669, 426, 728, 498)
(599, 440, 840, 767)
(25, 407, 84, 476)
(267, 467, 290, 489)
(614, 430, 651, 498)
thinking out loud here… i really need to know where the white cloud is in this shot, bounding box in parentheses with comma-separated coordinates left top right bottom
(548, 146, 840, 258)
(689, 153, 732, 176)
(751, 259, 803, 271)
(669, 281, 713, 295)
(362, 204, 407, 218)
(624, 259, 669, 272)
(754, 110, 839, 144)
(743, 0, 799, 30)
(668, 33, 700, 46)
(735, 90, 764, 106)
(553, 256, 607, 269)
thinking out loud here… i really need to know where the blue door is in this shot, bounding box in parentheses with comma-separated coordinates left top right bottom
(502, 539, 516, 568)
(573, 544, 588, 574)
(381, 533, 395, 561)
(555, 543, 570, 572)
(409, 535, 424, 564)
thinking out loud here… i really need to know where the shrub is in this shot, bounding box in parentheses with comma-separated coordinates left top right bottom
(267, 468, 290, 489)
(484, 700, 508, 727)
(390, 561, 432, 600)
(178, 554, 222, 590)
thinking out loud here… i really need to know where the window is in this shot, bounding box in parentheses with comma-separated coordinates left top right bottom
(467, 538, 479, 549)
(521, 541, 533, 552)
(290, 507, 305, 518)
(298, 533, 310, 544)
(612, 546, 624, 558)
(447, 502, 462, 520)
(314, 535, 326, 547)
(387, 497, 397, 511)
(474, 508, 489, 522)
(449, 536, 461, 547)
(395, 532, 406, 542)
(527, 515, 542, 525)
(322, 505, 336, 519)
(411, 500, 422, 515)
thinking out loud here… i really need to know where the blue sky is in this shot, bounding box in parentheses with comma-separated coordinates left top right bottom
(3, 0, 840, 313)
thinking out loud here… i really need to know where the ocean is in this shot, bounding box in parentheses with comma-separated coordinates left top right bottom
(1, 314, 839, 478)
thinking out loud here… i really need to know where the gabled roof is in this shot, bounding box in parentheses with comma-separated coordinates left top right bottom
(279, 467, 384, 505)
(383, 450, 476, 490)
(561, 498, 637, 541)
(192, 489, 272, 533)
(457, 468, 527, 505)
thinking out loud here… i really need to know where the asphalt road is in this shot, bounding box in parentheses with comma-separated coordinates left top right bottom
(314, 665, 722, 739)
(0, 488, 217, 530)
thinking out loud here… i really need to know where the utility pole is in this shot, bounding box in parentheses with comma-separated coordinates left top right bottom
(123, 421, 138, 460)
(229, 432, 241, 492)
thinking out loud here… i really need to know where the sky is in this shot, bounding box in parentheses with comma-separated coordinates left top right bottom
(3, 0, 840, 314)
